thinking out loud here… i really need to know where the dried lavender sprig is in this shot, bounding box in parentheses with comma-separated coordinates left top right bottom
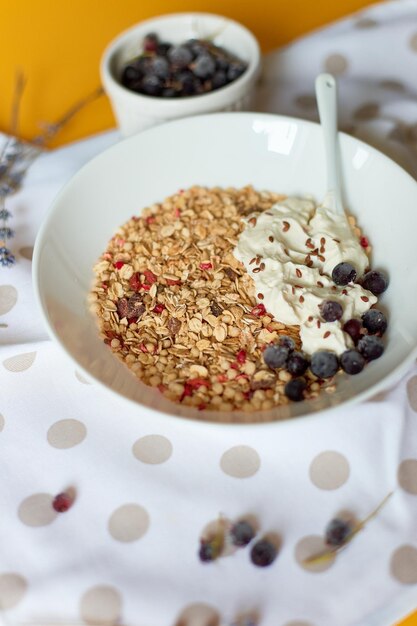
(0, 81, 103, 268)
(0, 195, 15, 267)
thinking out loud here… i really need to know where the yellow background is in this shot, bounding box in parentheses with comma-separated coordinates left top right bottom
(1, 1, 416, 624)
(0, 0, 384, 147)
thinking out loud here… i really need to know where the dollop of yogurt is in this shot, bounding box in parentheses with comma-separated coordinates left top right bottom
(234, 197, 377, 355)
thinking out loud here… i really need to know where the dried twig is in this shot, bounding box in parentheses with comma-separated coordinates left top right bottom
(10, 70, 27, 136)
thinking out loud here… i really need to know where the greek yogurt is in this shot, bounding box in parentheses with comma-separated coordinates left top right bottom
(234, 197, 377, 355)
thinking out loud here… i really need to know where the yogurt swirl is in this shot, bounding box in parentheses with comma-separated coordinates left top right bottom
(234, 197, 377, 355)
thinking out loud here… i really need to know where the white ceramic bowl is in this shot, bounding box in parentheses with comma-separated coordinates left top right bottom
(100, 12, 261, 137)
(33, 112, 417, 426)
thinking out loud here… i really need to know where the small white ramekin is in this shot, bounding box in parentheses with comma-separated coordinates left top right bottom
(100, 12, 261, 137)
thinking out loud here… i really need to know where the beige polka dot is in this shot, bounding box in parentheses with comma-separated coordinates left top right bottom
(108, 503, 149, 542)
(220, 445, 260, 478)
(3, 351, 36, 373)
(354, 17, 378, 28)
(75, 370, 91, 384)
(409, 32, 417, 52)
(80, 585, 122, 625)
(324, 54, 348, 75)
(398, 459, 417, 495)
(132, 434, 172, 464)
(309, 451, 350, 490)
(294, 94, 316, 110)
(295, 535, 336, 573)
(0, 573, 27, 609)
(390, 545, 417, 584)
(18, 493, 57, 527)
(407, 376, 417, 411)
(368, 390, 388, 402)
(0, 413, 4, 432)
(47, 419, 87, 449)
(379, 79, 406, 92)
(389, 125, 408, 143)
(0, 285, 18, 315)
(19, 246, 33, 261)
(353, 103, 380, 121)
(174, 603, 220, 626)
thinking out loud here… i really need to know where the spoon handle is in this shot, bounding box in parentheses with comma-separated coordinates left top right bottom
(315, 73, 344, 214)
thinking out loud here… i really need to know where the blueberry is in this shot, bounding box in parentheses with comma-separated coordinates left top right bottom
(332, 262, 357, 285)
(227, 62, 247, 81)
(168, 45, 193, 68)
(320, 300, 343, 322)
(140, 74, 163, 96)
(263, 344, 289, 369)
(121, 63, 143, 87)
(357, 335, 384, 361)
(340, 349, 365, 375)
(230, 520, 256, 547)
(212, 70, 227, 89)
(192, 54, 216, 79)
(199, 541, 216, 562)
(361, 309, 387, 335)
(156, 42, 171, 56)
(284, 378, 307, 401)
(310, 351, 339, 378)
(361, 270, 388, 296)
(250, 539, 277, 567)
(173, 70, 197, 96)
(187, 38, 208, 57)
(279, 335, 295, 351)
(162, 88, 177, 98)
(343, 318, 362, 344)
(286, 351, 309, 376)
(325, 518, 352, 546)
(149, 55, 170, 79)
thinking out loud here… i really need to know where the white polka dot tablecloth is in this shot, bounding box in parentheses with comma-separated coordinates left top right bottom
(1, 2, 417, 625)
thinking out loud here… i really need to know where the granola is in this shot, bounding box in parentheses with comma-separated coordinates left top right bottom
(89, 186, 361, 412)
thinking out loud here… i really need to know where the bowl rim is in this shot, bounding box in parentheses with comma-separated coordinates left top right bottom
(100, 11, 261, 112)
(33, 111, 417, 431)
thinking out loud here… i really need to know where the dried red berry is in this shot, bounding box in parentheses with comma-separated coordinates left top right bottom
(173, 207, 181, 217)
(129, 272, 142, 291)
(188, 378, 210, 389)
(128, 317, 138, 325)
(168, 317, 181, 334)
(126, 294, 146, 319)
(144, 270, 157, 284)
(360, 236, 369, 248)
(114, 261, 125, 270)
(166, 279, 181, 286)
(52, 492, 73, 513)
(117, 297, 129, 318)
(236, 349, 246, 364)
(153, 303, 165, 314)
(250, 304, 266, 317)
(217, 374, 228, 383)
(199, 262, 213, 270)
(145, 215, 156, 224)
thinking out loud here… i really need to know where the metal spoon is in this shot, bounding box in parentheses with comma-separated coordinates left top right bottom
(315, 73, 344, 214)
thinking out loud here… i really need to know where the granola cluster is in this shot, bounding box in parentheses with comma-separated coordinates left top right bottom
(89, 186, 335, 412)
